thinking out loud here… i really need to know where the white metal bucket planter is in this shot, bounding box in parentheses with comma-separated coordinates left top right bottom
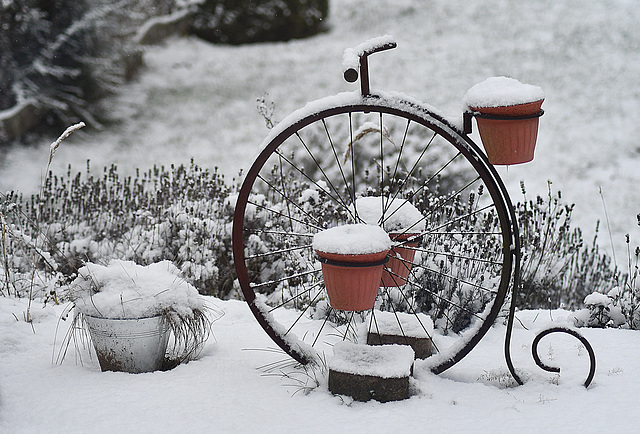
(84, 315, 170, 373)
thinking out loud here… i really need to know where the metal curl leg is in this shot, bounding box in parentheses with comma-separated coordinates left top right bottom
(502, 186, 596, 388)
(532, 327, 597, 388)
(503, 231, 597, 388)
(503, 203, 524, 386)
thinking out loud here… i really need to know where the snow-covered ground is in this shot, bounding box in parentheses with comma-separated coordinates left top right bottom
(2, 1, 640, 430)
(1, 0, 639, 255)
(1, 295, 639, 433)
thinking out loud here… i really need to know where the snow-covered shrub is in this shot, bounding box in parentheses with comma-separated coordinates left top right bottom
(190, 0, 329, 45)
(63, 259, 219, 366)
(571, 291, 624, 328)
(0, 151, 624, 338)
(517, 182, 619, 310)
(0, 160, 236, 300)
(410, 185, 504, 333)
(573, 230, 640, 329)
(0, 0, 182, 137)
(71, 260, 206, 319)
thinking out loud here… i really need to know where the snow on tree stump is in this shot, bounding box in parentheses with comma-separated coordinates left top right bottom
(328, 342, 414, 403)
(366, 311, 434, 359)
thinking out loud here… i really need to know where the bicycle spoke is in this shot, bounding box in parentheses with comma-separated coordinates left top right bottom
(273, 148, 354, 219)
(246, 244, 313, 260)
(348, 114, 358, 219)
(342, 311, 357, 341)
(249, 268, 322, 289)
(411, 246, 503, 266)
(311, 311, 333, 347)
(247, 199, 324, 232)
(322, 119, 356, 212)
(256, 173, 323, 228)
(388, 118, 411, 191)
(379, 112, 384, 203)
(245, 229, 313, 237)
(410, 261, 499, 295)
(285, 289, 325, 335)
(268, 279, 324, 311)
(423, 202, 496, 235)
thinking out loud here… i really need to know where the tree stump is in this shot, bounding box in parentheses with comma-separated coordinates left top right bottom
(367, 311, 434, 359)
(328, 342, 414, 403)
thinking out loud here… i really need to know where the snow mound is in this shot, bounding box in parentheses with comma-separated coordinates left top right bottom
(329, 341, 414, 378)
(312, 223, 391, 255)
(342, 34, 396, 73)
(464, 76, 544, 109)
(354, 196, 425, 233)
(71, 260, 205, 319)
(584, 292, 611, 307)
(369, 310, 434, 338)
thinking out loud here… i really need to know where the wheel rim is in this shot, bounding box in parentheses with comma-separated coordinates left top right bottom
(233, 97, 516, 373)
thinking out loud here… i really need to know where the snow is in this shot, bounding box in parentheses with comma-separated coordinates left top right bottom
(354, 196, 426, 233)
(70, 260, 205, 319)
(3, 0, 640, 429)
(584, 292, 611, 307)
(464, 76, 545, 109)
(4, 297, 640, 432)
(252, 298, 320, 366)
(134, 9, 192, 45)
(48, 122, 85, 163)
(369, 310, 434, 338)
(0, 99, 36, 120)
(329, 341, 414, 378)
(312, 223, 391, 255)
(3, 0, 636, 256)
(342, 34, 396, 73)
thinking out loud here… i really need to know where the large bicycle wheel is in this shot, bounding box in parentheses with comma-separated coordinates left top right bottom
(232, 92, 517, 374)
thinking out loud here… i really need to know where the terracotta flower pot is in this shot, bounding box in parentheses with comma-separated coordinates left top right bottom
(470, 99, 544, 165)
(381, 233, 419, 287)
(316, 249, 389, 311)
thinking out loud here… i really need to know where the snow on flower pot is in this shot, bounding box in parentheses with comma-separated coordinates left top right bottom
(465, 76, 545, 165)
(67, 260, 217, 373)
(353, 197, 425, 287)
(313, 224, 391, 311)
(84, 314, 170, 373)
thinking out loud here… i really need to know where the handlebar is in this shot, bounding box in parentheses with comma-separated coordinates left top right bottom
(342, 35, 397, 96)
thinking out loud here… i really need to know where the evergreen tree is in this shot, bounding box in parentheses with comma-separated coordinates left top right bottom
(0, 0, 51, 110)
(1, 0, 154, 134)
(191, 0, 329, 45)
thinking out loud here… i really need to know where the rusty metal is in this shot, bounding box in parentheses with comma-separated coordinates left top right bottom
(343, 41, 397, 97)
(502, 195, 596, 388)
(316, 255, 389, 268)
(473, 110, 545, 120)
(233, 36, 597, 387)
(233, 99, 515, 373)
(532, 327, 597, 388)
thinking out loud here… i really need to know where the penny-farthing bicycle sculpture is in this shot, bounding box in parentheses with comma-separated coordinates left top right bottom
(232, 36, 596, 386)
